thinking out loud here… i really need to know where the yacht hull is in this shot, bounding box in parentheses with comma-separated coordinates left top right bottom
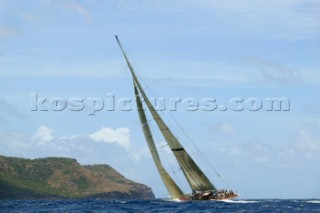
(179, 191, 239, 201)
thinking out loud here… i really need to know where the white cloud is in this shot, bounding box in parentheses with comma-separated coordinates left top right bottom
(34, 125, 54, 145)
(216, 125, 320, 169)
(64, 2, 91, 23)
(58, 134, 81, 142)
(59, 0, 319, 39)
(0, 100, 23, 127)
(8, 125, 131, 152)
(0, 129, 30, 153)
(1, 125, 134, 162)
(136, 58, 319, 84)
(16, 9, 41, 23)
(214, 122, 237, 135)
(89, 127, 130, 149)
(190, 0, 320, 39)
(0, 57, 124, 78)
(136, 60, 252, 82)
(133, 146, 150, 162)
(301, 67, 320, 83)
(246, 57, 299, 82)
(295, 129, 320, 152)
(93, 0, 320, 39)
(0, 27, 21, 39)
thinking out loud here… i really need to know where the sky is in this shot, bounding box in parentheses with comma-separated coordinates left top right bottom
(0, 0, 320, 199)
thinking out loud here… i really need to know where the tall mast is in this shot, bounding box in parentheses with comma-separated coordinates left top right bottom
(115, 35, 216, 192)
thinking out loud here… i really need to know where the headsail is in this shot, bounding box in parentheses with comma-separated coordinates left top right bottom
(134, 81, 184, 199)
(115, 35, 216, 192)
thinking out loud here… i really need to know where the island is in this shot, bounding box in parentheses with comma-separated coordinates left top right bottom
(0, 155, 154, 200)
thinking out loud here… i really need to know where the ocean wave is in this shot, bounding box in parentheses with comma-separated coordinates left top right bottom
(305, 200, 320, 204)
(219, 199, 258, 203)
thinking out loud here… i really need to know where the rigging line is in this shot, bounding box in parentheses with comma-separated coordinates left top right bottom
(146, 90, 224, 188)
(165, 113, 231, 189)
(132, 65, 184, 140)
(161, 144, 169, 148)
(116, 36, 164, 113)
(160, 111, 182, 139)
(148, 118, 188, 192)
(115, 44, 132, 76)
(139, 93, 204, 192)
(157, 97, 231, 189)
(140, 94, 207, 191)
(171, 150, 205, 191)
(173, 168, 182, 174)
(134, 71, 173, 119)
(133, 70, 201, 158)
(133, 71, 180, 133)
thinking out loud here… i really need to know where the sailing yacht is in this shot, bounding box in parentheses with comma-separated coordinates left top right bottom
(115, 36, 238, 201)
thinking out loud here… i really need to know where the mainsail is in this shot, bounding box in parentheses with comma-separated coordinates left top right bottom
(116, 35, 216, 192)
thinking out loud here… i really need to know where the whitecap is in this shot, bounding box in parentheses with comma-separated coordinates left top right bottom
(219, 199, 258, 203)
(306, 200, 320, 204)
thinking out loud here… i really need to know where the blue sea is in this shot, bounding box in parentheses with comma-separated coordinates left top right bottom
(1, 199, 319, 212)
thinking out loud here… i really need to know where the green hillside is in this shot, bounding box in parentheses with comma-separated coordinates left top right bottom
(0, 156, 154, 199)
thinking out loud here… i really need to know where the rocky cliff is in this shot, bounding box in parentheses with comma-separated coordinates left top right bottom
(0, 155, 154, 200)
